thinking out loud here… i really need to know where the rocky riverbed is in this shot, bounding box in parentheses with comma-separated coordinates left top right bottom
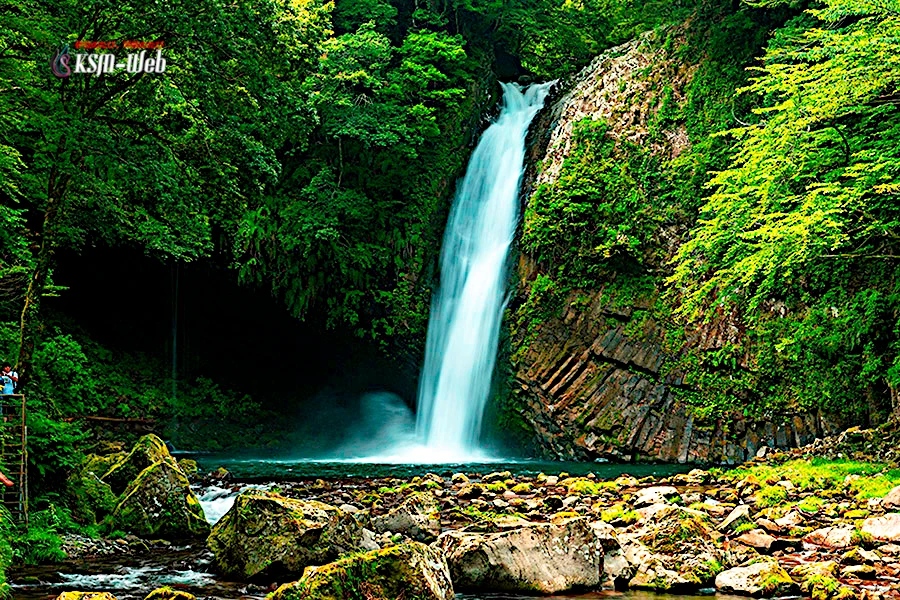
(9, 427, 900, 600)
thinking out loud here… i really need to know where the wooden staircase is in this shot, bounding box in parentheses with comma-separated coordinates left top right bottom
(0, 394, 27, 524)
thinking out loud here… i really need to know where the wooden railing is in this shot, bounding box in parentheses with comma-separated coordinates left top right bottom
(0, 394, 27, 524)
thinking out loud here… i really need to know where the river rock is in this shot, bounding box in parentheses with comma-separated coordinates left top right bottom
(623, 505, 727, 590)
(804, 524, 857, 548)
(437, 516, 602, 593)
(483, 471, 511, 483)
(775, 510, 804, 529)
(841, 564, 877, 579)
(144, 587, 196, 600)
(102, 434, 175, 494)
(863, 513, 900, 542)
(56, 594, 118, 600)
(632, 486, 678, 507)
(735, 529, 777, 552)
(207, 492, 362, 578)
(603, 548, 631, 588)
(842, 547, 881, 565)
(715, 558, 797, 596)
(270, 542, 453, 600)
(718, 504, 752, 532)
(110, 460, 209, 538)
(882, 485, 900, 511)
(371, 492, 440, 542)
(457, 484, 483, 500)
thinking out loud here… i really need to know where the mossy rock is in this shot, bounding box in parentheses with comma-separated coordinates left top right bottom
(144, 587, 196, 600)
(207, 492, 362, 579)
(177, 459, 199, 480)
(370, 492, 440, 542)
(270, 542, 453, 600)
(715, 559, 798, 597)
(82, 452, 127, 479)
(67, 469, 118, 525)
(110, 460, 209, 538)
(55, 593, 118, 600)
(103, 434, 177, 495)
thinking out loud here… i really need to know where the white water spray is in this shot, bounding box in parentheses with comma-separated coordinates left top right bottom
(415, 81, 553, 460)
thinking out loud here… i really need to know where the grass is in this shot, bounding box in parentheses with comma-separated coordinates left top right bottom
(600, 503, 640, 525)
(756, 485, 788, 507)
(726, 458, 900, 501)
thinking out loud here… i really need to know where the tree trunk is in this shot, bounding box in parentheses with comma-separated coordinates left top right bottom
(17, 181, 65, 389)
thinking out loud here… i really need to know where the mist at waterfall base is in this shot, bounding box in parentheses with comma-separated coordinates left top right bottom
(285, 82, 555, 465)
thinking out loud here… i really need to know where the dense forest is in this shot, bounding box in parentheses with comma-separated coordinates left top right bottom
(0, 0, 899, 591)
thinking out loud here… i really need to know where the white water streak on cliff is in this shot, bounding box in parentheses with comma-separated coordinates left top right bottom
(415, 82, 554, 460)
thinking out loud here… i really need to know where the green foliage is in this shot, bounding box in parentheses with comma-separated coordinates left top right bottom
(756, 485, 788, 508)
(668, 0, 900, 419)
(0, 507, 11, 597)
(523, 120, 657, 282)
(9, 504, 72, 565)
(500, 0, 702, 78)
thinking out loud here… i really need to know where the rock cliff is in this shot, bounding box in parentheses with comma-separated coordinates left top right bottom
(507, 25, 845, 464)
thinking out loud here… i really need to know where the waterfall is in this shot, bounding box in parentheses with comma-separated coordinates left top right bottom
(416, 81, 554, 459)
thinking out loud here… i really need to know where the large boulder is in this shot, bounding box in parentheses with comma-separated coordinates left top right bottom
(718, 505, 753, 533)
(371, 492, 440, 541)
(437, 516, 602, 593)
(862, 513, 900, 543)
(270, 542, 453, 600)
(882, 486, 900, 511)
(102, 434, 174, 494)
(207, 492, 363, 579)
(110, 460, 209, 538)
(632, 486, 678, 508)
(804, 525, 857, 548)
(715, 559, 797, 597)
(67, 457, 119, 525)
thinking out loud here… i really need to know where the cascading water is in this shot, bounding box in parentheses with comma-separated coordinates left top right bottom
(415, 81, 554, 460)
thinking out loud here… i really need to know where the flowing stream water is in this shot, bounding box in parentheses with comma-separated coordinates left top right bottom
(415, 81, 554, 461)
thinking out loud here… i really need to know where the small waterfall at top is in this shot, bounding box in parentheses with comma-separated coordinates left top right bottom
(414, 81, 554, 461)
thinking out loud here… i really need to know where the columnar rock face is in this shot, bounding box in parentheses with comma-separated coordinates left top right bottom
(507, 27, 844, 464)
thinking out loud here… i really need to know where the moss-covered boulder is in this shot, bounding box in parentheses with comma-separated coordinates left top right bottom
(623, 504, 729, 591)
(371, 492, 440, 542)
(176, 459, 200, 480)
(110, 460, 209, 538)
(102, 434, 174, 494)
(715, 559, 798, 597)
(67, 454, 120, 525)
(144, 587, 196, 600)
(207, 492, 363, 579)
(437, 516, 602, 593)
(270, 542, 453, 600)
(55, 593, 118, 600)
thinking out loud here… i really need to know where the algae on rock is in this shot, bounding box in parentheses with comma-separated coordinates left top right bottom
(270, 542, 454, 600)
(207, 492, 363, 579)
(110, 460, 209, 538)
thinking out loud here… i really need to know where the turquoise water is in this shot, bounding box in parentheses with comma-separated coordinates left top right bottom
(184, 454, 694, 481)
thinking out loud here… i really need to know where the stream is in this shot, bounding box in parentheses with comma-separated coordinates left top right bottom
(4, 459, 770, 600)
